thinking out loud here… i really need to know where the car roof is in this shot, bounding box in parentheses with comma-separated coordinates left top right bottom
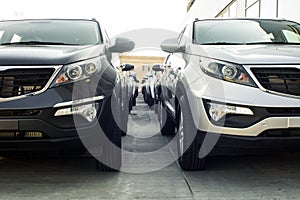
(193, 18, 298, 24)
(0, 18, 98, 23)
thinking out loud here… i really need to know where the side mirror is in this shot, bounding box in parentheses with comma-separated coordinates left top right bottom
(160, 38, 185, 53)
(152, 64, 164, 72)
(133, 76, 139, 83)
(109, 37, 135, 53)
(121, 64, 134, 71)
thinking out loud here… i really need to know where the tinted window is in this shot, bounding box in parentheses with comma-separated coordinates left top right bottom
(194, 19, 300, 45)
(0, 20, 102, 45)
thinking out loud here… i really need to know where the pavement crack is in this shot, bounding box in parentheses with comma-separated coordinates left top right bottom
(181, 170, 195, 200)
(164, 137, 195, 200)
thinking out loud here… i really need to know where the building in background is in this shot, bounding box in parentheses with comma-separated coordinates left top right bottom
(186, 0, 300, 22)
(120, 55, 165, 81)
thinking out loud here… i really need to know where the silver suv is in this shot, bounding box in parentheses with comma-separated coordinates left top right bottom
(160, 18, 300, 170)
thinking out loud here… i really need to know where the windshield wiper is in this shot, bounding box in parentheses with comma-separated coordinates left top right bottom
(0, 41, 77, 46)
(200, 42, 245, 45)
(245, 41, 300, 45)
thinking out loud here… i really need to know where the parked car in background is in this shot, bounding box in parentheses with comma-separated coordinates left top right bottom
(160, 18, 300, 171)
(128, 72, 139, 109)
(118, 63, 135, 136)
(142, 76, 149, 104)
(158, 54, 183, 135)
(143, 65, 164, 108)
(118, 64, 138, 116)
(152, 64, 164, 108)
(142, 72, 154, 107)
(0, 19, 134, 171)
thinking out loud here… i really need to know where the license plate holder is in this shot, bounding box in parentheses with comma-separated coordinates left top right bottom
(288, 118, 300, 128)
(0, 120, 19, 130)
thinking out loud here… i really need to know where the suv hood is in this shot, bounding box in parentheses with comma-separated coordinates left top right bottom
(0, 45, 104, 65)
(193, 45, 300, 65)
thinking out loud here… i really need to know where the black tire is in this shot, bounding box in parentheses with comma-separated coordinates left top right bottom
(129, 97, 133, 113)
(97, 96, 122, 171)
(96, 126, 121, 172)
(159, 100, 175, 136)
(177, 92, 206, 171)
(120, 95, 130, 136)
(120, 108, 128, 136)
(148, 94, 154, 107)
(132, 96, 137, 107)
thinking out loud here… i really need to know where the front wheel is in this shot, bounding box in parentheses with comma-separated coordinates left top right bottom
(177, 95, 206, 171)
(97, 96, 122, 171)
(96, 125, 121, 172)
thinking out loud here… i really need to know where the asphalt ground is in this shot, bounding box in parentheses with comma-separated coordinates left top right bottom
(0, 96, 300, 199)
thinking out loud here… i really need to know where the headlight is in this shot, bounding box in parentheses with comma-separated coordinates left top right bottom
(199, 57, 256, 87)
(51, 57, 101, 87)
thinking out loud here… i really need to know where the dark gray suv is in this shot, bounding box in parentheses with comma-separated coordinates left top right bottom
(0, 19, 134, 171)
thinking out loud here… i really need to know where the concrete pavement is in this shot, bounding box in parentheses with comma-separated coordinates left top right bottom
(0, 96, 300, 199)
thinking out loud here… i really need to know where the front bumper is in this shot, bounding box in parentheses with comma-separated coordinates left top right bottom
(194, 130, 300, 157)
(196, 98, 300, 137)
(208, 132, 300, 155)
(0, 136, 83, 152)
(0, 86, 108, 151)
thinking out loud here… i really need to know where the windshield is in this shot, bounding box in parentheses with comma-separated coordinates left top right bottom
(193, 19, 300, 45)
(0, 20, 102, 45)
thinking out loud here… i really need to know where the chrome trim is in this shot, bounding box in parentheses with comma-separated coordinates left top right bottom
(165, 101, 176, 114)
(201, 116, 300, 137)
(53, 95, 105, 108)
(0, 65, 63, 103)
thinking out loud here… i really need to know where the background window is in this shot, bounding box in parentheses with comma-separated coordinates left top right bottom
(260, 0, 277, 18)
(278, 0, 300, 22)
(246, 0, 258, 7)
(229, 1, 238, 17)
(245, 0, 260, 17)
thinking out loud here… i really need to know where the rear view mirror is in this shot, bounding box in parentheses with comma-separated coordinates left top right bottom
(161, 38, 185, 53)
(152, 64, 164, 72)
(121, 64, 134, 71)
(110, 37, 135, 53)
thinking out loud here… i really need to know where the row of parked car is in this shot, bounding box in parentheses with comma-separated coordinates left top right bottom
(141, 65, 164, 108)
(0, 18, 300, 171)
(118, 63, 139, 135)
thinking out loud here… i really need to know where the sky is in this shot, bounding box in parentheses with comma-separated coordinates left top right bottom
(0, 0, 187, 37)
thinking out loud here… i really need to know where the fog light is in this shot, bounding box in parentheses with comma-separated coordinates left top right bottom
(207, 102, 253, 122)
(55, 103, 97, 122)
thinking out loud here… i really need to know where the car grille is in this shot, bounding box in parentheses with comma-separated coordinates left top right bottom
(259, 129, 300, 137)
(0, 109, 41, 117)
(251, 68, 300, 96)
(0, 68, 55, 98)
(267, 108, 300, 116)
